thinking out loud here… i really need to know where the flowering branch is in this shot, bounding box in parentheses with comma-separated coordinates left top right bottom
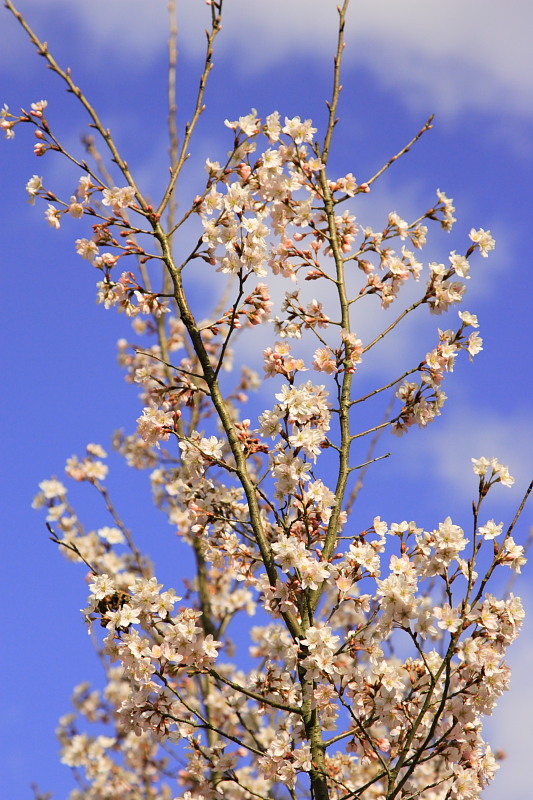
(4, 0, 531, 798)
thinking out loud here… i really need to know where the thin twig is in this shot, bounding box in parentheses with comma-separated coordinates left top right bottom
(365, 115, 434, 188)
(345, 396, 395, 516)
(363, 296, 427, 355)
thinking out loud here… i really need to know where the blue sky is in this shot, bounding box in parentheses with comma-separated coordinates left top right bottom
(1, 1, 532, 797)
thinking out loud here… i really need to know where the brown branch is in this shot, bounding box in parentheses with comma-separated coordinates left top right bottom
(321, 0, 350, 165)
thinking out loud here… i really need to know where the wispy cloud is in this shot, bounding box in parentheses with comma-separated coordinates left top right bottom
(400, 405, 533, 507)
(220, 0, 533, 119)
(5, 0, 532, 121)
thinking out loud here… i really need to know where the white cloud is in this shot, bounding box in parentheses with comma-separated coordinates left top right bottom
(3, 0, 532, 120)
(345, 0, 533, 118)
(402, 405, 533, 507)
(220, 1, 533, 118)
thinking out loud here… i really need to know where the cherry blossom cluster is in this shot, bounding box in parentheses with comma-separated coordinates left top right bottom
(393, 310, 483, 434)
(33, 448, 525, 800)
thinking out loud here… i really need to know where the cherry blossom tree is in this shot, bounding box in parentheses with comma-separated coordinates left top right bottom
(3, 1, 532, 799)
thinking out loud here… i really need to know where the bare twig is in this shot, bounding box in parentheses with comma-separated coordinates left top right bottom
(365, 115, 434, 188)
